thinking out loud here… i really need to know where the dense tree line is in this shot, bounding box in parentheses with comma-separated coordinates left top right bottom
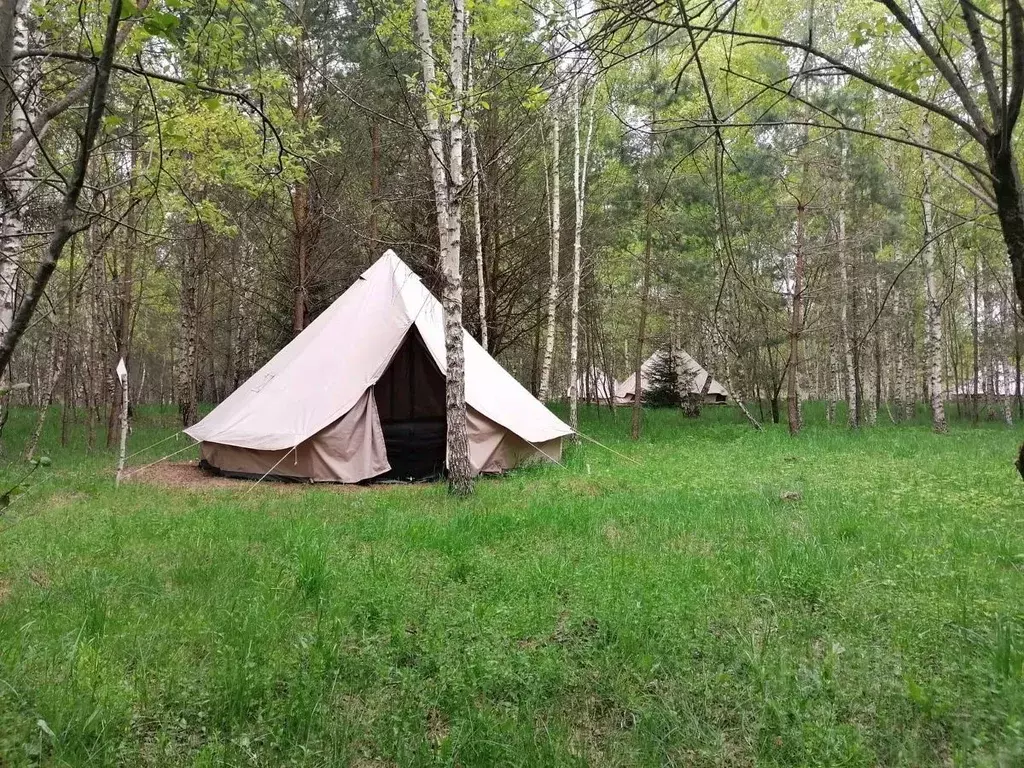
(1, 0, 1022, 473)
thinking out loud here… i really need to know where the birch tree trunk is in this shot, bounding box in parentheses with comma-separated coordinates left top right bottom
(23, 327, 60, 461)
(787, 193, 805, 436)
(826, 342, 838, 424)
(921, 124, 948, 433)
(0, 0, 38, 436)
(567, 83, 595, 435)
(874, 270, 886, 418)
(538, 102, 560, 402)
(0, 0, 37, 335)
(291, 6, 310, 337)
(837, 144, 856, 427)
(0, 0, 123, 389)
(893, 289, 905, 422)
(467, 71, 487, 350)
(863, 267, 877, 426)
(465, 45, 486, 350)
(176, 225, 201, 428)
(414, 0, 472, 495)
(631, 227, 652, 440)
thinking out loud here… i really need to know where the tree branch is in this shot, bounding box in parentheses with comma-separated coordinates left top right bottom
(960, 0, 1003, 126)
(877, 0, 990, 132)
(0, 0, 122, 371)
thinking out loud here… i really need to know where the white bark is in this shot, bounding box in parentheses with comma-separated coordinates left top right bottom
(893, 288, 905, 422)
(921, 123, 947, 432)
(837, 142, 856, 427)
(0, 0, 40, 351)
(538, 99, 561, 402)
(467, 88, 487, 350)
(115, 363, 128, 485)
(568, 82, 596, 432)
(414, 0, 472, 493)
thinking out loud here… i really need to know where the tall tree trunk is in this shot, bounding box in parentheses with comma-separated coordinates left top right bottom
(826, 342, 838, 424)
(567, 83, 595, 435)
(291, 9, 310, 337)
(107, 116, 138, 447)
(414, 0, 471, 495)
(972, 253, 981, 422)
(787, 195, 805, 436)
(24, 326, 61, 461)
(0, 0, 123, 376)
(921, 125, 948, 433)
(60, 236, 76, 445)
(1015, 302, 1022, 420)
(176, 224, 201, 428)
(893, 289, 905, 422)
(1003, 293, 1014, 426)
(837, 143, 856, 427)
(0, 0, 38, 443)
(863, 264, 877, 426)
(538, 105, 560, 402)
(467, 67, 487, 351)
(369, 121, 380, 258)
(631, 226, 652, 440)
(874, 270, 885, 417)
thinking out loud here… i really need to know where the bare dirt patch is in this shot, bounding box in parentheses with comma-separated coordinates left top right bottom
(0, 579, 10, 603)
(124, 461, 419, 495)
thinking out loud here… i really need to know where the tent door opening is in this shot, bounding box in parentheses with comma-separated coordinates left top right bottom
(374, 329, 447, 480)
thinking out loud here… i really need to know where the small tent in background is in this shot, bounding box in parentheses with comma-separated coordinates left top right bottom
(947, 362, 1022, 401)
(185, 251, 573, 483)
(614, 348, 728, 406)
(567, 365, 616, 404)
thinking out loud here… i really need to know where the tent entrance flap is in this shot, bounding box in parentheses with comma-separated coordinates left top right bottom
(374, 329, 447, 480)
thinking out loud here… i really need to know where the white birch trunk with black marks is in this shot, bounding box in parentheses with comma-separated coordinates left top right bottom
(176, 229, 200, 428)
(921, 125, 948, 433)
(837, 143, 856, 427)
(467, 52, 487, 352)
(538, 104, 560, 402)
(414, 0, 472, 494)
(0, 0, 38, 343)
(567, 83, 595, 434)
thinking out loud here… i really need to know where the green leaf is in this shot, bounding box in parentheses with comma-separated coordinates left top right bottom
(39, 456, 51, 467)
(143, 11, 179, 37)
(120, 0, 138, 18)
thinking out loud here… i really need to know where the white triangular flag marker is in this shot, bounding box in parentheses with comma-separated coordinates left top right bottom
(115, 358, 129, 485)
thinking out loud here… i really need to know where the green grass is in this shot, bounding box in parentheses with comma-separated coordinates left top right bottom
(0, 403, 1022, 766)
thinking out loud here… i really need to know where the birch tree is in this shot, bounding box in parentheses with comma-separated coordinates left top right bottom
(467, 42, 487, 350)
(414, 0, 473, 495)
(921, 123, 948, 432)
(567, 80, 596, 434)
(538, 98, 561, 402)
(837, 141, 856, 427)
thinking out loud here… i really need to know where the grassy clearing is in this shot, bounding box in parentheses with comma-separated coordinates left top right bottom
(0, 404, 1022, 766)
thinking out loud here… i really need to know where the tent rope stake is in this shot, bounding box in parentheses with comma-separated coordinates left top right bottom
(118, 440, 199, 482)
(572, 430, 642, 465)
(244, 447, 298, 494)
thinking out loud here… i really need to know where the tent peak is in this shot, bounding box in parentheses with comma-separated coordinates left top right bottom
(361, 250, 422, 282)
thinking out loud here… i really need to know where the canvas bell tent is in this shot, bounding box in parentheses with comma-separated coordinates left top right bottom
(185, 251, 573, 482)
(567, 365, 616, 403)
(614, 349, 728, 405)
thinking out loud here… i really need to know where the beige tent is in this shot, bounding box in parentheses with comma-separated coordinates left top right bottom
(614, 349, 728, 405)
(185, 251, 572, 482)
(567, 365, 616, 403)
